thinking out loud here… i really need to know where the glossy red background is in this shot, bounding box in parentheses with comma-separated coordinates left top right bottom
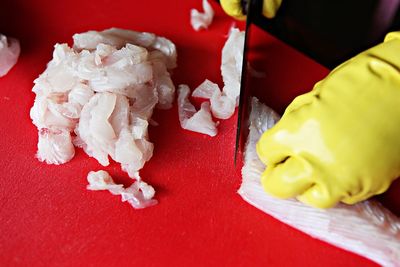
(0, 0, 394, 266)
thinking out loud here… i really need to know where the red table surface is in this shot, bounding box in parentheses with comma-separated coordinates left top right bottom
(0, 1, 397, 266)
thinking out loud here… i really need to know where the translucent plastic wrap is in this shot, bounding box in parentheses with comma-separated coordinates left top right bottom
(240, 97, 400, 266)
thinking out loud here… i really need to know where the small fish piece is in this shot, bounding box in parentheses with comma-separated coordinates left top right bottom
(190, 0, 215, 31)
(192, 79, 236, 119)
(87, 170, 124, 192)
(177, 84, 218, 137)
(240, 97, 400, 267)
(74, 92, 117, 166)
(192, 79, 220, 99)
(73, 28, 177, 70)
(87, 170, 157, 209)
(220, 27, 244, 104)
(115, 127, 154, 178)
(0, 34, 20, 77)
(191, 28, 244, 121)
(36, 128, 75, 165)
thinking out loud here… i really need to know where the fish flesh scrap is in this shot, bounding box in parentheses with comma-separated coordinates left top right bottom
(73, 28, 177, 70)
(73, 28, 176, 109)
(181, 28, 244, 134)
(220, 27, 244, 104)
(240, 97, 400, 266)
(0, 34, 20, 77)
(177, 84, 218, 137)
(192, 79, 236, 119)
(87, 170, 157, 209)
(192, 79, 219, 99)
(31, 28, 177, 208)
(37, 128, 75, 165)
(191, 28, 244, 120)
(190, 0, 215, 31)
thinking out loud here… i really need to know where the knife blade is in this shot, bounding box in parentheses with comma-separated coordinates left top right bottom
(234, 0, 264, 165)
(232, 0, 400, 165)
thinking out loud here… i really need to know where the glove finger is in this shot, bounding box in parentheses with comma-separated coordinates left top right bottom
(284, 81, 323, 114)
(261, 156, 314, 198)
(342, 181, 391, 204)
(297, 184, 342, 209)
(342, 193, 374, 205)
(220, 0, 246, 20)
(262, 0, 283, 18)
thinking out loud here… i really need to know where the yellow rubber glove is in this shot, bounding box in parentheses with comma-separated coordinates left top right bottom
(256, 32, 400, 209)
(220, 0, 283, 20)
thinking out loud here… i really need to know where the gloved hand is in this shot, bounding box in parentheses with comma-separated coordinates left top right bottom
(256, 32, 400, 209)
(220, 0, 282, 20)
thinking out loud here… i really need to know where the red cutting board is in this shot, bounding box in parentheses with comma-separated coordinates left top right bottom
(0, 1, 397, 266)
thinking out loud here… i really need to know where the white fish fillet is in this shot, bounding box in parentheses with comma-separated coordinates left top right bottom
(177, 84, 218, 137)
(240, 97, 400, 267)
(87, 170, 157, 209)
(0, 34, 20, 77)
(190, 0, 215, 31)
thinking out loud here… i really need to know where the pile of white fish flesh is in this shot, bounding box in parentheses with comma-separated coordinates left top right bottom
(30, 28, 177, 209)
(177, 28, 244, 136)
(190, 0, 214, 31)
(0, 34, 20, 77)
(177, 84, 218, 136)
(241, 97, 400, 266)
